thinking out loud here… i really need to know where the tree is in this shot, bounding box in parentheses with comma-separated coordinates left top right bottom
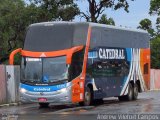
(156, 17, 160, 34)
(149, 0, 160, 15)
(137, 19, 155, 37)
(149, 0, 160, 68)
(98, 14, 115, 25)
(149, 0, 160, 35)
(138, 19, 152, 30)
(80, 0, 134, 22)
(0, 0, 45, 64)
(150, 36, 160, 69)
(0, 0, 27, 64)
(29, 0, 80, 21)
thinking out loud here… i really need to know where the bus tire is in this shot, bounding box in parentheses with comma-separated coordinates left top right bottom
(118, 83, 133, 101)
(39, 103, 49, 108)
(133, 83, 138, 100)
(79, 87, 93, 106)
(126, 82, 133, 101)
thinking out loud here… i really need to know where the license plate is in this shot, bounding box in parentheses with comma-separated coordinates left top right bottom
(38, 98, 47, 102)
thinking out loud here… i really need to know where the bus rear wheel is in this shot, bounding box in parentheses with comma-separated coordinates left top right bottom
(126, 83, 133, 101)
(39, 103, 49, 108)
(118, 83, 133, 101)
(133, 83, 138, 100)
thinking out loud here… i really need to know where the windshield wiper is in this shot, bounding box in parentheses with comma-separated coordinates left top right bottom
(21, 80, 28, 83)
(21, 79, 41, 83)
(50, 79, 68, 83)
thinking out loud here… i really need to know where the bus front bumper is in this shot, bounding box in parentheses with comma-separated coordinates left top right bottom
(20, 88, 72, 104)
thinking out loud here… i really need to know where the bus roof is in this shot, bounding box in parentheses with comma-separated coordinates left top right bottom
(23, 22, 150, 52)
(30, 21, 148, 34)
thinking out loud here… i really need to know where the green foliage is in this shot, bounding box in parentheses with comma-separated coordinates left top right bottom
(156, 17, 160, 34)
(57, 4, 80, 21)
(149, 0, 160, 15)
(138, 19, 155, 37)
(0, 0, 26, 63)
(149, 0, 160, 35)
(98, 14, 115, 26)
(138, 19, 152, 30)
(148, 0, 160, 69)
(29, 0, 80, 21)
(14, 53, 22, 65)
(151, 36, 160, 69)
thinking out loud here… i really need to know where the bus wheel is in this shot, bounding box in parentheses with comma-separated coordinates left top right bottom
(133, 83, 138, 100)
(79, 87, 92, 106)
(84, 87, 92, 106)
(126, 83, 133, 101)
(39, 103, 49, 108)
(118, 83, 133, 101)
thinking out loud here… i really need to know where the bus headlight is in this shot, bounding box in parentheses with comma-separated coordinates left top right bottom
(20, 88, 27, 93)
(59, 88, 67, 93)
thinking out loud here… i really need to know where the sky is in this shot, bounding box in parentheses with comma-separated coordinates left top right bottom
(76, 0, 157, 29)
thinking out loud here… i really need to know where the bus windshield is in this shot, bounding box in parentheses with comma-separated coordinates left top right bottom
(21, 56, 69, 84)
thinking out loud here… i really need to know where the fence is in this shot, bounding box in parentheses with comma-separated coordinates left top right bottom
(0, 65, 20, 105)
(150, 69, 160, 90)
(0, 65, 7, 104)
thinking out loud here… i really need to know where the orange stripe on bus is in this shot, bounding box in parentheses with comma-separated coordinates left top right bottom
(71, 27, 92, 103)
(9, 48, 22, 65)
(140, 48, 150, 90)
(10, 46, 83, 65)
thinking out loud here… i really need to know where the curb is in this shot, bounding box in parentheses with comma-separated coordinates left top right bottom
(0, 102, 21, 108)
(48, 106, 95, 114)
(0, 104, 10, 107)
(150, 89, 160, 91)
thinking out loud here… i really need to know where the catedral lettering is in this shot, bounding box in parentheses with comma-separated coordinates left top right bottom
(9, 22, 150, 107)
(99, 48, 125, 60)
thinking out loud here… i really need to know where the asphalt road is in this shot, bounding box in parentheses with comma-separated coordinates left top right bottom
(0, 91, 160, 120)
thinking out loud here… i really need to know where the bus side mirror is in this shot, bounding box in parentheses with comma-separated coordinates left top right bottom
(9, 48, 22, 65)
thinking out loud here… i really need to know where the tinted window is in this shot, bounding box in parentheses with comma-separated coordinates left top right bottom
(69, 49, 84, 80)
(24, 24, 74, 52)
(144, 63, 149, 74)
(87, 60, 129, 77)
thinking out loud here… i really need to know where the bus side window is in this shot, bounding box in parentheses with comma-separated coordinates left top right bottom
(144, 63, 149, 74)
(69, 50, 84, 80)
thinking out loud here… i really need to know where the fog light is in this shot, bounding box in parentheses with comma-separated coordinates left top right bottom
(20, 88, 27, 93)
(59, 88, 67, 93)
